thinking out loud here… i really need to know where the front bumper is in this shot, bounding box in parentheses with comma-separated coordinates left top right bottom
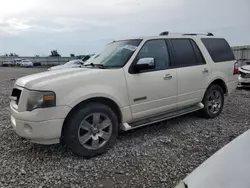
(10, 102, 71, 144)
(238, 76, 250, 87)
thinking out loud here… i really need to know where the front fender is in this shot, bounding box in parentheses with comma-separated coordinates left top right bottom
(65, 84, 129, 108)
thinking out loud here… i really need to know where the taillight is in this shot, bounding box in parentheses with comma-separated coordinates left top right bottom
(234, 62, 239, 75)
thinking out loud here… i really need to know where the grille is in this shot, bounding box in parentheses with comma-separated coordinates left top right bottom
(241, 82, 250, 86)
(240, 71, 250, 78)
(11, 88, 22, 104)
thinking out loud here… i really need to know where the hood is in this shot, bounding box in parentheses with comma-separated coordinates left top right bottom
(239, 65, 250, 73)
(49, 64, 80, 70)
(49, 65, 65, 70)
(16, 68, 104, 90)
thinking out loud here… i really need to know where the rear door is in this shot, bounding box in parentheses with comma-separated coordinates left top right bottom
(168, 38, 211, 108)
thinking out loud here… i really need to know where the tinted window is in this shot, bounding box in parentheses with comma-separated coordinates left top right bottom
(201, 38, 235, 62)
(190, 40, 205, 64)
(170, 39, 200, 67)
(137, 39, 169, 70)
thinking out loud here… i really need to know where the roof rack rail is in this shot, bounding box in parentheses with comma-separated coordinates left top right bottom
(159, 31, 214, 36)
(183, 32, 214, 36)
(207, 32, 214, 36)
(159, 31, 169, 36)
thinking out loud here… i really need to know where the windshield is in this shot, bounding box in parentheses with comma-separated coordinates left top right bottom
(85, 39, 142, 68)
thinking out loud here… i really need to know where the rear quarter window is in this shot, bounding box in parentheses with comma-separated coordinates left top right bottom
(201, 38, 235, 62)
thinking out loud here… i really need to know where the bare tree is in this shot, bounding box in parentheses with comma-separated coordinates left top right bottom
(9, 53, 18, 57)
(50, 50, 61, 57)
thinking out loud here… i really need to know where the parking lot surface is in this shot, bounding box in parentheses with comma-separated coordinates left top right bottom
(0, 67, 250, 188)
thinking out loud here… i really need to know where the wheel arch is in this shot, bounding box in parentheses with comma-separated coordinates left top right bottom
(207, 78, 228, 95)
(61, 97, 122, 139)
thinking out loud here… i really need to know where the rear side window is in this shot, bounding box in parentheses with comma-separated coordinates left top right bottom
(169, 39, 205, 67)
(201, 38, 235, 62)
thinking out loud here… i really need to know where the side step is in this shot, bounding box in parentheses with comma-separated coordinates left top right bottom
(121, 103, 204, 131)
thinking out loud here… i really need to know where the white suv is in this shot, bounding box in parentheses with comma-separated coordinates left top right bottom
(10, 32, 238, 157)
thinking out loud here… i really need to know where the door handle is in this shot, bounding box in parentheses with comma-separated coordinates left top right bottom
(202, 68, 209, 74)
(163, 74, 172, 80)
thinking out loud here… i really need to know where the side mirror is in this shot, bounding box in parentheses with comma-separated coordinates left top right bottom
(135, 58, 155, 72)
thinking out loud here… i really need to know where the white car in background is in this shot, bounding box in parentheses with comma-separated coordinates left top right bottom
(14, 59, 24, 66)
(47, 59, 84, 71)
(175, 129, 250, 188)
(20, 60, 33, 67)
(238, 63, 250, 87)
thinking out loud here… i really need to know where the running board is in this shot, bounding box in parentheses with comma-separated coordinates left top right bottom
(120, 103, 204, 131)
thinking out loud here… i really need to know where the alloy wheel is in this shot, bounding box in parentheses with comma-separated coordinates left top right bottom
(208, 90, 222, 114)
(78, 113, 112, 150)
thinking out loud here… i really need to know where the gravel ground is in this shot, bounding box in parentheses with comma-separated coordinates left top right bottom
(0, 67, 250, 188)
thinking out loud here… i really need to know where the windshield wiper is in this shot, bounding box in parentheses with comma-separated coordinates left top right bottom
(84, 63, 121, 69)
(84, 63, 105, 69)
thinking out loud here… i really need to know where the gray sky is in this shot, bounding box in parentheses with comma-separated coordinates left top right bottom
(0, 0, 249, 56)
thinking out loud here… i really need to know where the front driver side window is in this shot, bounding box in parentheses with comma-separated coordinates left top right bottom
(137, 39, 169, 71)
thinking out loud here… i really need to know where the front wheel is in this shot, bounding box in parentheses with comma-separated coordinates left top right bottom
(63, 103, 119, 157)
(201, 84, 224, 118)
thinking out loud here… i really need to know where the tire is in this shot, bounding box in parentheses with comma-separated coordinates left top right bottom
(200, 84, 224, 118)
(63, 103, 119, 157)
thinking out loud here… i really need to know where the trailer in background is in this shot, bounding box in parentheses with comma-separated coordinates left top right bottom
(232, 45, 250, 66)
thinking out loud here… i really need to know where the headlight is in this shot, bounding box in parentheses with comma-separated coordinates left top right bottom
(26, 90, 56, 111)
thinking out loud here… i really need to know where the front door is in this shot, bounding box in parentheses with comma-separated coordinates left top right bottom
(124, 39, 178, 120)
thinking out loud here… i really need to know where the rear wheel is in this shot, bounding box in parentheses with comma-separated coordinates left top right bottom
(63, 103, 118, 157)
(201, 84, 224, 118)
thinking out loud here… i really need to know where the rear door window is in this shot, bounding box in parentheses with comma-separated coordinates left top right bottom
(169, 39, 205, 68)
(201, 38, 235, 62)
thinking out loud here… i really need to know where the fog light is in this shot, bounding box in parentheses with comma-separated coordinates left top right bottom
(11, 115, 16, 129)
(24, 123, 32, 134)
